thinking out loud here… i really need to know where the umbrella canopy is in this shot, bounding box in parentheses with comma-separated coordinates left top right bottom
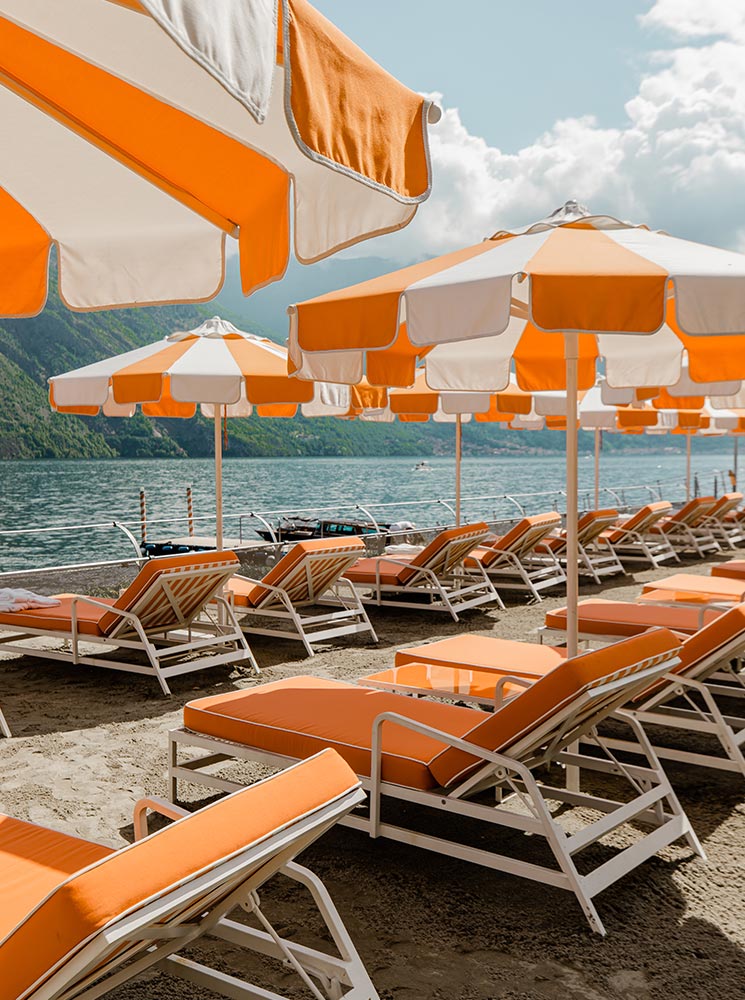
(288, 201, 745, 391)
(0, 0, 436, 316)
(49, 317, 327, 548)
(288, 201, 745, 656)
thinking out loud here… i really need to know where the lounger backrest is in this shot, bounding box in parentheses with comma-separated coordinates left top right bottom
(707, 492, 743, 520)
(248, 537, 365, 608)
(603, 501, 672, 543)
(100, 552, 240, 638)
(489, 512, 562, 560)
(666, 496, 717, 526)
(429, 630, 682, 788)
(400, 522, 489, 583)
(639, 604, 745, 701)
(1, 750, 361, 1000)
(576, 508, 620, 545)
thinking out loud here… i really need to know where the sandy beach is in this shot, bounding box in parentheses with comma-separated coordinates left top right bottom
(1, 554, 744, 1000)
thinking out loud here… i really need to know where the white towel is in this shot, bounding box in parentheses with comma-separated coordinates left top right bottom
(0, 589, 62, 613)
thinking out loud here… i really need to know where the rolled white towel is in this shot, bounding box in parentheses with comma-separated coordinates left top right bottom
(0, 589, 62, 613)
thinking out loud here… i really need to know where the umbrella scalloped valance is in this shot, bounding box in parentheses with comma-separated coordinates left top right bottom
(49, 317, 315, 417)
(0, 0, 437, 316)
(288, 202, 745, 391)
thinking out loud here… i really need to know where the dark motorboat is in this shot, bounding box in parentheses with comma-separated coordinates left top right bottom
(255, 516, 390, 544)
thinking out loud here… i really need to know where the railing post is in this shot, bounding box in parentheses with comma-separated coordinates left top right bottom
(186, 486, 194, 537)
(139, 488, 147, 547)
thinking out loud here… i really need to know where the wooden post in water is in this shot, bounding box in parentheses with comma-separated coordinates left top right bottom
(139, 489, 147, 547)
(186, 486, 194, 537)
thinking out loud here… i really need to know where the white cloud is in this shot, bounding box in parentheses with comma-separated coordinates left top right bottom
(353, 0, 745, 262)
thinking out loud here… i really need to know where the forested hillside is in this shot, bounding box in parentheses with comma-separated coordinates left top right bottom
(0, 264, 721, 460)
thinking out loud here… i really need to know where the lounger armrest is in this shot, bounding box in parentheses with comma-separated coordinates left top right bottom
(370, 710, 529, 775)
(494, 674, 532, 707)
(133, 796, 190, 841)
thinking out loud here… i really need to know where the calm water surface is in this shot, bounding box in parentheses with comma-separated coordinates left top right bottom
(0, 452, 734, 572)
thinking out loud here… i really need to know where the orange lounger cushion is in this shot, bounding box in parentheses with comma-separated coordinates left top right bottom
(641, 574, 745, 602)
(343, 556, 415, 587)
(0, 552, 239, 638)
(346, 522, 489, 586)
(183, 630, 681, 791)
(228, 537, 364, 607)
(0, 596, 117, 636)
(0, 749, 357, 1000)
(544, 598, 723, 637)
(185, 676, 485, 790)
(711, 561, 745, 581)
(600, 501, 672, 544)
(395, 634, 567, 678)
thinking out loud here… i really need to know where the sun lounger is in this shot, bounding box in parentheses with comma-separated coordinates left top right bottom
(639, 572, 745, 606)
(365, 610, 745, 778)
(542, 597, 724, 643)
(702, 492, 745, 549)
(0, 553, 257, 696)
(227, 537, 377, 656)
(712, 559, 745, 580)
(544, 508, 625, 582)
(169, 630, 703, 936)
(0, 706, 9, 739)
(343, 522, 502, 620)
(0, 749, 378, 1000)
(465, 512, 566, 602)
(595, 501, 678, 568)
(650, 496, 721, 557)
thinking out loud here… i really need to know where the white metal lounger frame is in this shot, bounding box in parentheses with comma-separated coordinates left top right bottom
(549, 512, 626, 584)
(604, 634, 745, 780)
(231, 547, 377, 656)
(349, 528, 503, 621)
(168, 651, 703, 937)
(652, 500, 721, 558)
(701, 496, 745, 550)
(0, 704, 10, 738)
(0, 559, 257, 696)
(600, 510, 680, 569)
(20, 767, 377, 1000)
(476, 519, 567, 603)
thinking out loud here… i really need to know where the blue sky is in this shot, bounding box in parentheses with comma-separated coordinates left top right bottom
(218, 1, 745, 333)
(313, 1, 653, 150)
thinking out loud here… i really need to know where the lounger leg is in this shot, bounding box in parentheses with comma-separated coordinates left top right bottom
(612, 711, 706, 860)
(168, 731, 179, 802)
(518, 767, 606, 935)
(0, 705, 10, 739)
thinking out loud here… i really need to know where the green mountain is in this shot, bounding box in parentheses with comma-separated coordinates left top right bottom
(0, 263, 729, 460)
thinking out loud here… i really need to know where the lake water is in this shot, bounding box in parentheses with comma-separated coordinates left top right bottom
(0, 451, 735, 573)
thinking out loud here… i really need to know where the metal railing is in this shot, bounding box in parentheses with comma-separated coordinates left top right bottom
(0, 477, 698, 578)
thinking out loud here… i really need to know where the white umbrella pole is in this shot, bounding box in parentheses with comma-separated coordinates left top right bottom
(455, 414, 462, 527)
(594, 428, 600, 508)
(215, 407, 224, 550)
(565, 334, 580, 660)
(686, 433, 691, 502)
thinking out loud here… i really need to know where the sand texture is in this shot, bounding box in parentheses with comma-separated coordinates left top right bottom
(1, 553, 744, 999)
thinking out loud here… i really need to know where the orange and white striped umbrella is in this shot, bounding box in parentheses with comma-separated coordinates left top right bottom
(289, 201, 745, 391)
(49, 317, 316, 417)
(289, 200, 745, 655)
(49, 316, 345, 548)
(1, 0, 436, 316)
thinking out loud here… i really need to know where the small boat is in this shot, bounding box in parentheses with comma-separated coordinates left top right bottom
(254, 516, 392, 544)
(413, 461, 432, 472)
